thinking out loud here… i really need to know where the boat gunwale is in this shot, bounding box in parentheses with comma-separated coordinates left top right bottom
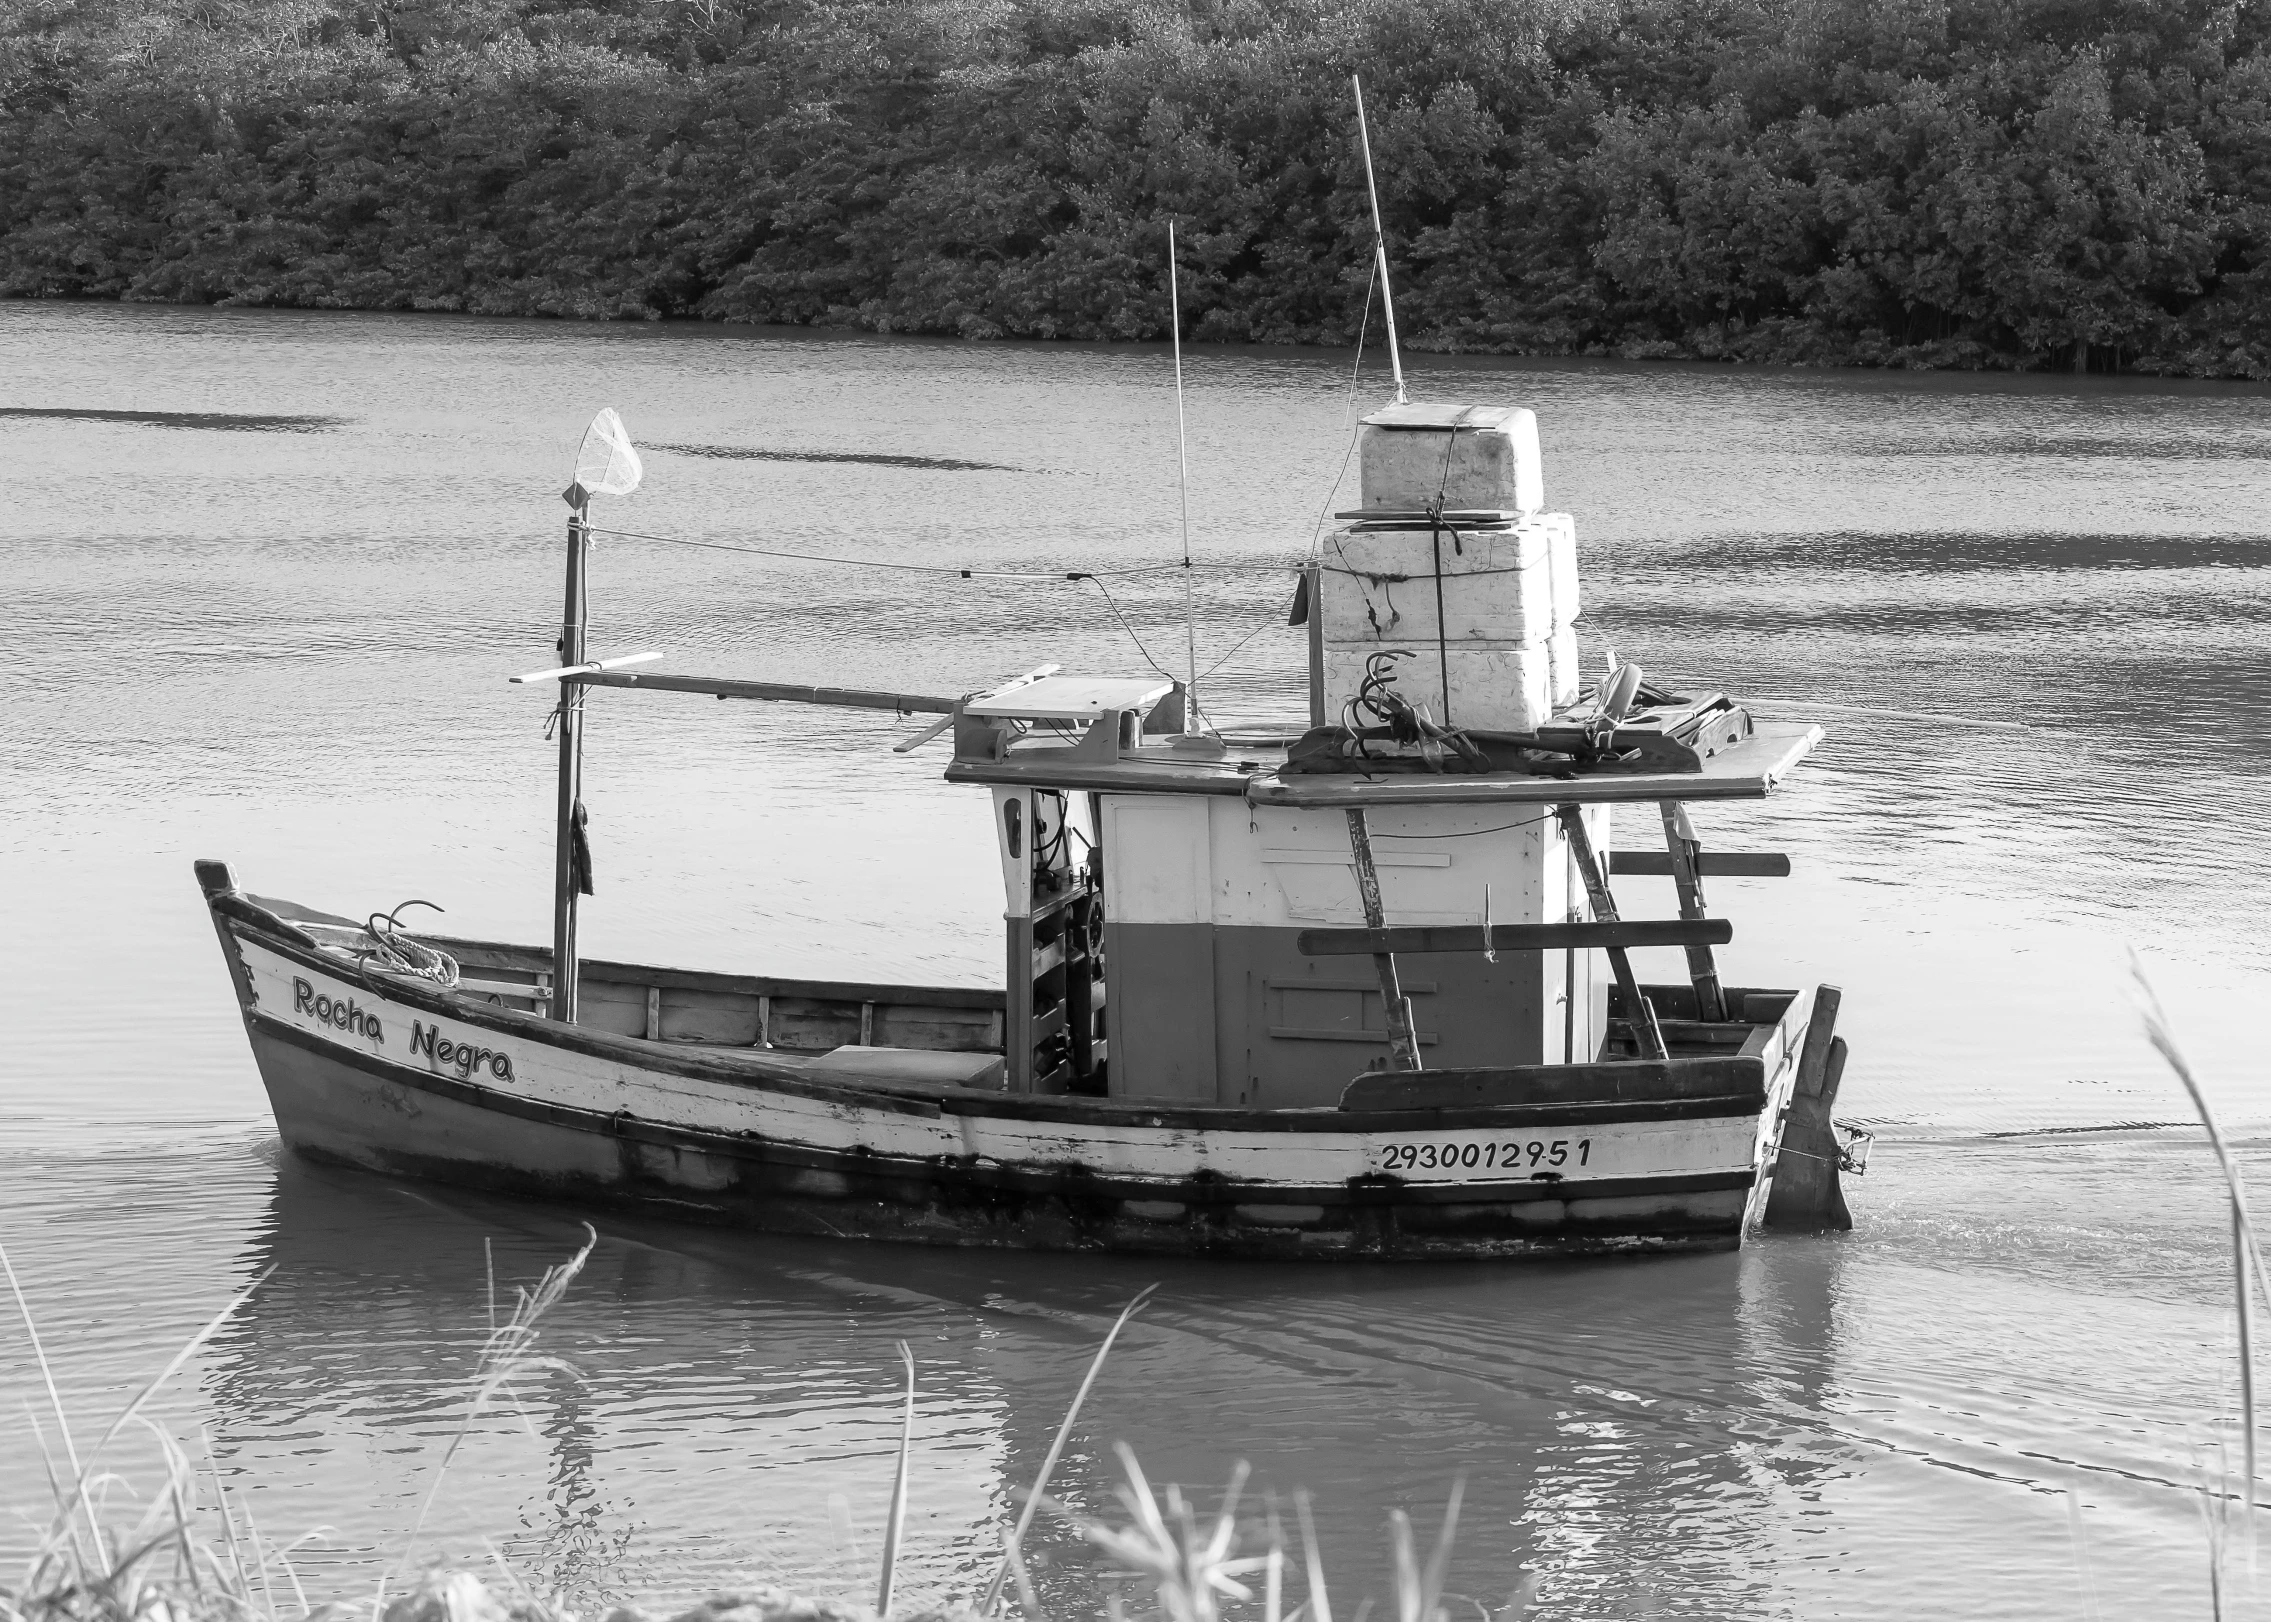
(213, 884, 1786, 1136)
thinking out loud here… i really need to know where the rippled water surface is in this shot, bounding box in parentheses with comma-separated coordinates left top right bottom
(5, 303, 2271, 1619)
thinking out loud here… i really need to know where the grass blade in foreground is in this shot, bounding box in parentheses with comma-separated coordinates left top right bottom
(982, 1284, 1157, 1615)
(2133, 951, 2265, 1571)
(877, 1341, 915, 1617)
(392, 1224, 598, 1588)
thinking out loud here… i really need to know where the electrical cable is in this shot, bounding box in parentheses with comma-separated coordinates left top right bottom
(1078, 574, 1185, 688)
(1373, 822, 1538, 840)
(1306, 256, 1380, 561)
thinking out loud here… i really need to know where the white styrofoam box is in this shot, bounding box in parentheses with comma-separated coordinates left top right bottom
(1319, 521, 1567, 649)
(1359, 403, 1544, 515)
(1547, 626, 1582, 707)
(1322, 645, 1555, 732)
(1546, 515, 1579, 628)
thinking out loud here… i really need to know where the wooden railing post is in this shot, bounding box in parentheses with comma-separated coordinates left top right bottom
(1345, 808, 1423, 1071)
(1556, 803, 1668, 1061)
(1659, 801, 1728, 1022)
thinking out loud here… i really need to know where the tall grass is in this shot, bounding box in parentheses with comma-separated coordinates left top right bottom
(2132, 951, 2269, 1614)
(2, 1243, 294, 1622)
(3, 1244, 1526, 1622)
(391, 1223, 598, 1591)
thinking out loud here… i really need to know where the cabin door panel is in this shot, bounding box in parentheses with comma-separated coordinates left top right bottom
(1101, 921, 1218, 1101)
(1219, 926, 1557, 1109)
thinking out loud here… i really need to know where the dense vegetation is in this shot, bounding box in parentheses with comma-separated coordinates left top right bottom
(2, 0, 2268, 373)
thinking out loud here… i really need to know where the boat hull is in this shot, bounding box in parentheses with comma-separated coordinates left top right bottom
(205, 886, 1808, 1261)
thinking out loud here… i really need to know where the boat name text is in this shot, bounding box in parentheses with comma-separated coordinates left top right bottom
(409, 1021, 516, 1083)
(293, 978, 383, 1043)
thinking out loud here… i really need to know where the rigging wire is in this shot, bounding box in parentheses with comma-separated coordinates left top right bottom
(1306, 254, 1379, 562)
(582, 524, 1200, 581)
(577, 517, 1316, 712)
(1193, 608, 1285, 685)
(1075, 573, 1185, 689)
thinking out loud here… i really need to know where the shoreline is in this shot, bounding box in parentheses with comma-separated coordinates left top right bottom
(8, 294, 2271, 394)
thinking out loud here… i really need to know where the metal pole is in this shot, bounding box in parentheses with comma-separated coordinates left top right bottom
(552, 504, 588, 1024)
(1351, 75, 1407, 405)
(1168, 222, 1200, 729)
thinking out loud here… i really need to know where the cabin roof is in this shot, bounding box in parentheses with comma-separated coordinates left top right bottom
(1360, 403, 1531, 431)
(946, 720, 1822, 805)
(963, 675, 1174, 722)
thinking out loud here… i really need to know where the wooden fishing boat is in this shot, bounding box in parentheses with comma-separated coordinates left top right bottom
(196, 399, 1861, 1259)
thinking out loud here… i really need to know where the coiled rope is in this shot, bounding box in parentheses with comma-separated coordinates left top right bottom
(357, 899, 461, 990)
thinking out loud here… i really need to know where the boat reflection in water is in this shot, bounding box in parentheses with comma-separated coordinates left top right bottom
(203, 1150, 1857, 1612)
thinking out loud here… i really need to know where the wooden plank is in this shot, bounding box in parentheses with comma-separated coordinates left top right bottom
(1608, 850, 1791, 877)
(1659, 802, 1727, 1023)
(759, 995, 860, 1052)
(577, 979, 647, 1038)
(458, 976, 547, 1001)
(1298, 919, 1731, 957)
(873, 1005, 1003, 1055)
(964, 675, 1173, 721)
(1268, 1025, 1441, 1045)
(1346, 808, 1423, 1072)
(1557, 804, 1669, 1062)
(1341, 1055, 1765, 1112)
(417, 936, 1005, 1010)
(657, 985, 763, 1046)
(579, 670, 957, 714)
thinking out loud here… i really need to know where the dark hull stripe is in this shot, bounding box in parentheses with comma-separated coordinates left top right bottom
(251, 1014, 1759, 1212)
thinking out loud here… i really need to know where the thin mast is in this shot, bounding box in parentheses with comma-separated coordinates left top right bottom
(551, 501, 588, 1024)
(1351, 75, 1408, 405)
(1168, 221, 1199, 729)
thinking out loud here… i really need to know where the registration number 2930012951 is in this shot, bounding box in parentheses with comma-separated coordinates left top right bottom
(1378, 1138, 1592, 1176)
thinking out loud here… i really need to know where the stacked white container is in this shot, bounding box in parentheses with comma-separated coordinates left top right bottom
(1319, 403, 1581, 731)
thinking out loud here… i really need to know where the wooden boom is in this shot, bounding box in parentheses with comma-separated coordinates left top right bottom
(1297, 919, 1733, 957)
(578, 670, 958, 714)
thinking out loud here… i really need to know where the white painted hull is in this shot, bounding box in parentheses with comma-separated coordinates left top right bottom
(205, 890, 1810, 1260)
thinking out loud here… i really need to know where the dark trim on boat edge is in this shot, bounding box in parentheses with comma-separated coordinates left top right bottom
(250, 1014, 1761, 1210)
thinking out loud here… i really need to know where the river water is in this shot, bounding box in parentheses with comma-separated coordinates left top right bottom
(4, 303, 2271, 1620)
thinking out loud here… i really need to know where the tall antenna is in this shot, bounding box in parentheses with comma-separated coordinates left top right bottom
(1168, 221, 1200, 730)
(1351, 74, 1407, 405)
